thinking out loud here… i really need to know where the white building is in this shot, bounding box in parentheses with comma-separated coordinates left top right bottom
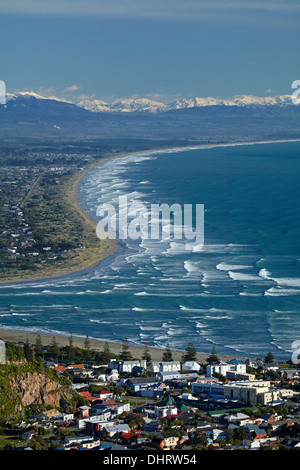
(191, 379, 224, 397)
(154, 405, 178, 418)
(206, 362, 246, 377)
(182, 361, 201, 372)
(223, 380, 281, 405)
(150, 361, 181, 373)
(108, 359, 140, 373)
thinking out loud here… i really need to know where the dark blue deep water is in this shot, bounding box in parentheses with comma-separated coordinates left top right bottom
(1, 140, 300, 360)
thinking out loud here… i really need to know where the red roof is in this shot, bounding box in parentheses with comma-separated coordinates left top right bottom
(121, 430, 142, 440)
(79, 392, 98, 403)
(101, 400, 116, 406)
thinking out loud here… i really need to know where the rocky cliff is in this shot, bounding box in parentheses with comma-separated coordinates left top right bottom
(9, 371, 70, 410)
(0, 364, 79, 420)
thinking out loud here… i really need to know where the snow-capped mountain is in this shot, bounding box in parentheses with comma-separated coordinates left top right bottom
(75, 94, 293, 113)
(5, 91, 294, 113)
(6, 91, 72, 104)
(74, 97, 167, 113)
(166, 94, 292, 110)
(1, 90, 299, 142)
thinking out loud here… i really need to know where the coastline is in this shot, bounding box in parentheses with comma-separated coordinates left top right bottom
(0, 137, 299, 360)
(1, 136, 299, 286)
(0, 328, 243, 363)
(0, 159, 120, 286)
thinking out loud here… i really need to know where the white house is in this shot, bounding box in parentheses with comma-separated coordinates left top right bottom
(182, 361, 201, 372)
(78, 439, 100, 450)
(206, 428, 227, 441)
(154, 405, 178, 418)
(206, 362, 246, 377)
(120, 360, 141, 373)
(113, 402, 131, 415)
(150, 361, 181, 374)
(108, 359, 140, 373)
(94, 389, 113, 400)
(103, 424, 131, 437)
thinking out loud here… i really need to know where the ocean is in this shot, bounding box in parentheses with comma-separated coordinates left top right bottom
(1, 140, 300, 360)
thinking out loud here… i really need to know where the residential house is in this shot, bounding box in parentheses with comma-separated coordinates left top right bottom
(78, 439, 101, 450)
(103, 424, 131, 437)
(79, 391, 100, 405)
(21, 430, 36, 440)
(150, 432, 185, 450)
(149, 361, 181, 374)
(137, 382, 169, 398)
(224, 412, 251, 427)
(206, 428, 227, 441)
(158, 371, 182, 382)
(34, 409, 62, 421)
(243, 424, 268, 440)
(78, 406, 90, 418)
(154, 405, 178, 418)
(108, 359, 141, 374)
(206, 361, 247, 377)
(182, 361, 202, 372)
(113, 402, 131, 415)
(125, 377, 160, 393)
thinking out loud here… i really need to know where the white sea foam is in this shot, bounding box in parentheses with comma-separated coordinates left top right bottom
(265, 287, 300, 296)
(216, 262, 252, 271)
(258, 268, 273, 279)
(228, 271, 264, 282)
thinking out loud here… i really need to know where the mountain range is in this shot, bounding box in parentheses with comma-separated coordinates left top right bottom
(1, 91, 299, 143)
(6, 91, 294, 113)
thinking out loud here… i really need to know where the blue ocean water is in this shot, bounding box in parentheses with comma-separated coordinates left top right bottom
(1, 140, 300, 360)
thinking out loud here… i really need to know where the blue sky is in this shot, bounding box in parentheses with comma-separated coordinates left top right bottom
(0, 0, 299, 101)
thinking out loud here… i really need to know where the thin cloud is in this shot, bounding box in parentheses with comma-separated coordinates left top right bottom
(0, 0, 299, 22)
(63, 84, 80, 93)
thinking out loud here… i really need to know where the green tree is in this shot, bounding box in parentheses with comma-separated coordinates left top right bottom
(182, 341, 197, 362)
(119, 337, 133, 362)
(206, 346, 219, 364)
(265, 351, 275, 363)
(49, 336, 60, 360)
(24, 338, 34, 362)
(35, 334, 44, 360)
(162, 343, 173, 362)
(142, 342, 152, 365)
(84, 335, 91, 362)
(67, 333, 75, 362)
(102, 342, 111, 363)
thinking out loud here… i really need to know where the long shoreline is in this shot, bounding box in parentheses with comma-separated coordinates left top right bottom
(1, 137, 300, 286)
(0, 328, 244, 363)
(0, 137, 299, 361)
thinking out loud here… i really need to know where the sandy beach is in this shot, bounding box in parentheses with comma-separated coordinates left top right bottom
(0, 328, 241, 363)
(1, 137, 299, 286)
(1, 138, 299, 361)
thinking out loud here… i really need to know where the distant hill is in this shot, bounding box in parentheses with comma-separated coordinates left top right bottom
(0, 92, 299, 142)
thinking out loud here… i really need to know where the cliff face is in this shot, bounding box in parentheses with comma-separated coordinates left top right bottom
(8, 371, 71, 411)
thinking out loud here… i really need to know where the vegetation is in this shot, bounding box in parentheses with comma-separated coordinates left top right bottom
(206, 346, 220, 364)
(0, 162, 112, 282)
(182, 341, 197, 362)
(162, 343, 173, 362)
(119, 337, 133, 362)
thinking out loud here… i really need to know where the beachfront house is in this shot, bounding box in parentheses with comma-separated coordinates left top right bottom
(206, 361, 246, 377)
(149, 361, 181, 374)
(108, 359, 141, 374)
